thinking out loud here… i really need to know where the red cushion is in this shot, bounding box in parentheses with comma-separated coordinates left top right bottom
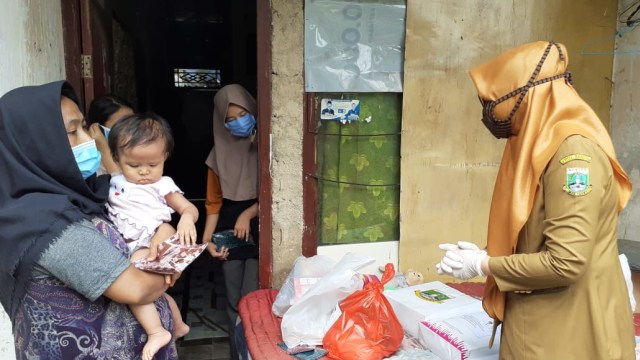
(239, 289, 329, 360)
(445, 281, 484, 299)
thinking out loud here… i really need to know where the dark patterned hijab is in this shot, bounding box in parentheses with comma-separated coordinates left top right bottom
(0, 81, 109, 320)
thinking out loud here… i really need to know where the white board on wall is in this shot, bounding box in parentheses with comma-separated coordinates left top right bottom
(317, 240, 399, 276)
(304, 0, 406, 92)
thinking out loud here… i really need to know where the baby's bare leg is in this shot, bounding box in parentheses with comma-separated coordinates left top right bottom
(130, 302, 172, 360)
(129, 248, 171, 360)
(164, 294, 190, 338)
(130, 247, 150, 262)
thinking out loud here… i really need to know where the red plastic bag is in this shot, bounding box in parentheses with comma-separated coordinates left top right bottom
(323, 263, 404, 360)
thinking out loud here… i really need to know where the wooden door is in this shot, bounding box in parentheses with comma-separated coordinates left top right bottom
(61, 0, 113, 110)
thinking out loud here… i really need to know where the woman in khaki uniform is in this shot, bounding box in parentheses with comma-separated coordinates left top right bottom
(437, 41, 635, 359)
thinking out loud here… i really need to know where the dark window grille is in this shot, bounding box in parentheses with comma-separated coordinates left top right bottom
(173, 68, 222, 89)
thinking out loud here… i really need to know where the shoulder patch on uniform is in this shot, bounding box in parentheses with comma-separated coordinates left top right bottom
(560, 154, 591, 164)
(562, 167, 592, 196)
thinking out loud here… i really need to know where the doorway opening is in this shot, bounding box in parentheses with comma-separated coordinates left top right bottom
(61, 0, 265, 347)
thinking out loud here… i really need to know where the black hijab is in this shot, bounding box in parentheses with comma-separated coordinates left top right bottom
(0, 81, 109, 320)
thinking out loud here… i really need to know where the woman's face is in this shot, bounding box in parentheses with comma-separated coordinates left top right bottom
(225, 103, 249, 123)
(104, 106, 134, 128)
(61, 96, 92, 148)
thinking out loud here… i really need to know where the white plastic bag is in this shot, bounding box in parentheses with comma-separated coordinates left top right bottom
(272, 255, 337, 317)
(619, 253, 636, 311)
(281, 252, 375, 347)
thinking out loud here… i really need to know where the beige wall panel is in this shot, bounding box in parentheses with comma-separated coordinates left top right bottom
(401, 0, 617, 282)
(612, 0, 640, 242)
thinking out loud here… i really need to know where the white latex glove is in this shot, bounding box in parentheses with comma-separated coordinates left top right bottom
(456, 241, 488, 279)
(446, 250, 487, 280)
(437, 242, 487, 280)
(436, 262, 451, 276)
(457, 241, 480, 251)
(436, 243, 460, 275)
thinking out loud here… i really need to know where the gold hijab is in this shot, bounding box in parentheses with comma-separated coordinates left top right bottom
(469, 41, 632, 321)
(205, 84, 258, 201)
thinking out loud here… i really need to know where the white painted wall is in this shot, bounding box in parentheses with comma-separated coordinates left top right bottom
(0, 1, 66, 358)
(612, 0, 640, 241)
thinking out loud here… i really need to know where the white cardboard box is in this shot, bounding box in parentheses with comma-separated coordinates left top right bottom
(383, 281, 480, 339)
(418, 311, 500, 360)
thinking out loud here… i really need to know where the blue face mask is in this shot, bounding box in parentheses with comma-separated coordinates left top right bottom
(99, 124, 110, 139)
(72, 139, 102, 179)
(225, 114, 256, 137)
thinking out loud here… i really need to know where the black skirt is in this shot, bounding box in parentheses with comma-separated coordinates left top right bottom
(214, 198, 259, 260)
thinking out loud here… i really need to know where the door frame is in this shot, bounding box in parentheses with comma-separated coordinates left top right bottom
(256, 0, 273, 288)
(60, 0, 83, 104)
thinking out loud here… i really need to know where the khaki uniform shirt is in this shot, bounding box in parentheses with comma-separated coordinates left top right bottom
(490, 135, 635, 359)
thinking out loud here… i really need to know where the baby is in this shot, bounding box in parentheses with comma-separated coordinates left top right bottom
(107, 112, 197, 360)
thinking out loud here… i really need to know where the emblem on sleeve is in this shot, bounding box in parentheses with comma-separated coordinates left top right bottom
(560, 154, 591, 164)
(562, 167, 592, 196)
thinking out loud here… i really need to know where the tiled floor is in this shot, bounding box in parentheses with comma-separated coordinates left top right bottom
(170, 254, 232, 360)
(177, 338, 231, 360)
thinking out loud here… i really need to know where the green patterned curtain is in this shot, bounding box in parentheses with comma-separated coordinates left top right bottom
(316, 93, 401, 245)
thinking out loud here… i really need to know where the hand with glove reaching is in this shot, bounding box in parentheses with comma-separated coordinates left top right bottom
(435, 243, 459, 276)
(435, 241, 489, 280)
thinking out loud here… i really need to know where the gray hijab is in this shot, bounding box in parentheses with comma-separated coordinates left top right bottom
(205, 84, 258, 201)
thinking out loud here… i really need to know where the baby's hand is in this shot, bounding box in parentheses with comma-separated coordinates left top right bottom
(176, 215, 197, 245)
(148, 223, 176, 261)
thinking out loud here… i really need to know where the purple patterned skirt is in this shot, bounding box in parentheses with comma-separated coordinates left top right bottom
(12, 218, 179, 360)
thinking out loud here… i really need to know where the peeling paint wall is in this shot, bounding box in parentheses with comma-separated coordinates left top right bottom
(270, 0, 306, 287)
(0, 1, 65, 357)
(612, 0, 640, 241)
(0, 0, 66, 96)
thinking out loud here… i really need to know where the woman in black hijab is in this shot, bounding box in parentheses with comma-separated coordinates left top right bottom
(0, 81, 178, 359)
